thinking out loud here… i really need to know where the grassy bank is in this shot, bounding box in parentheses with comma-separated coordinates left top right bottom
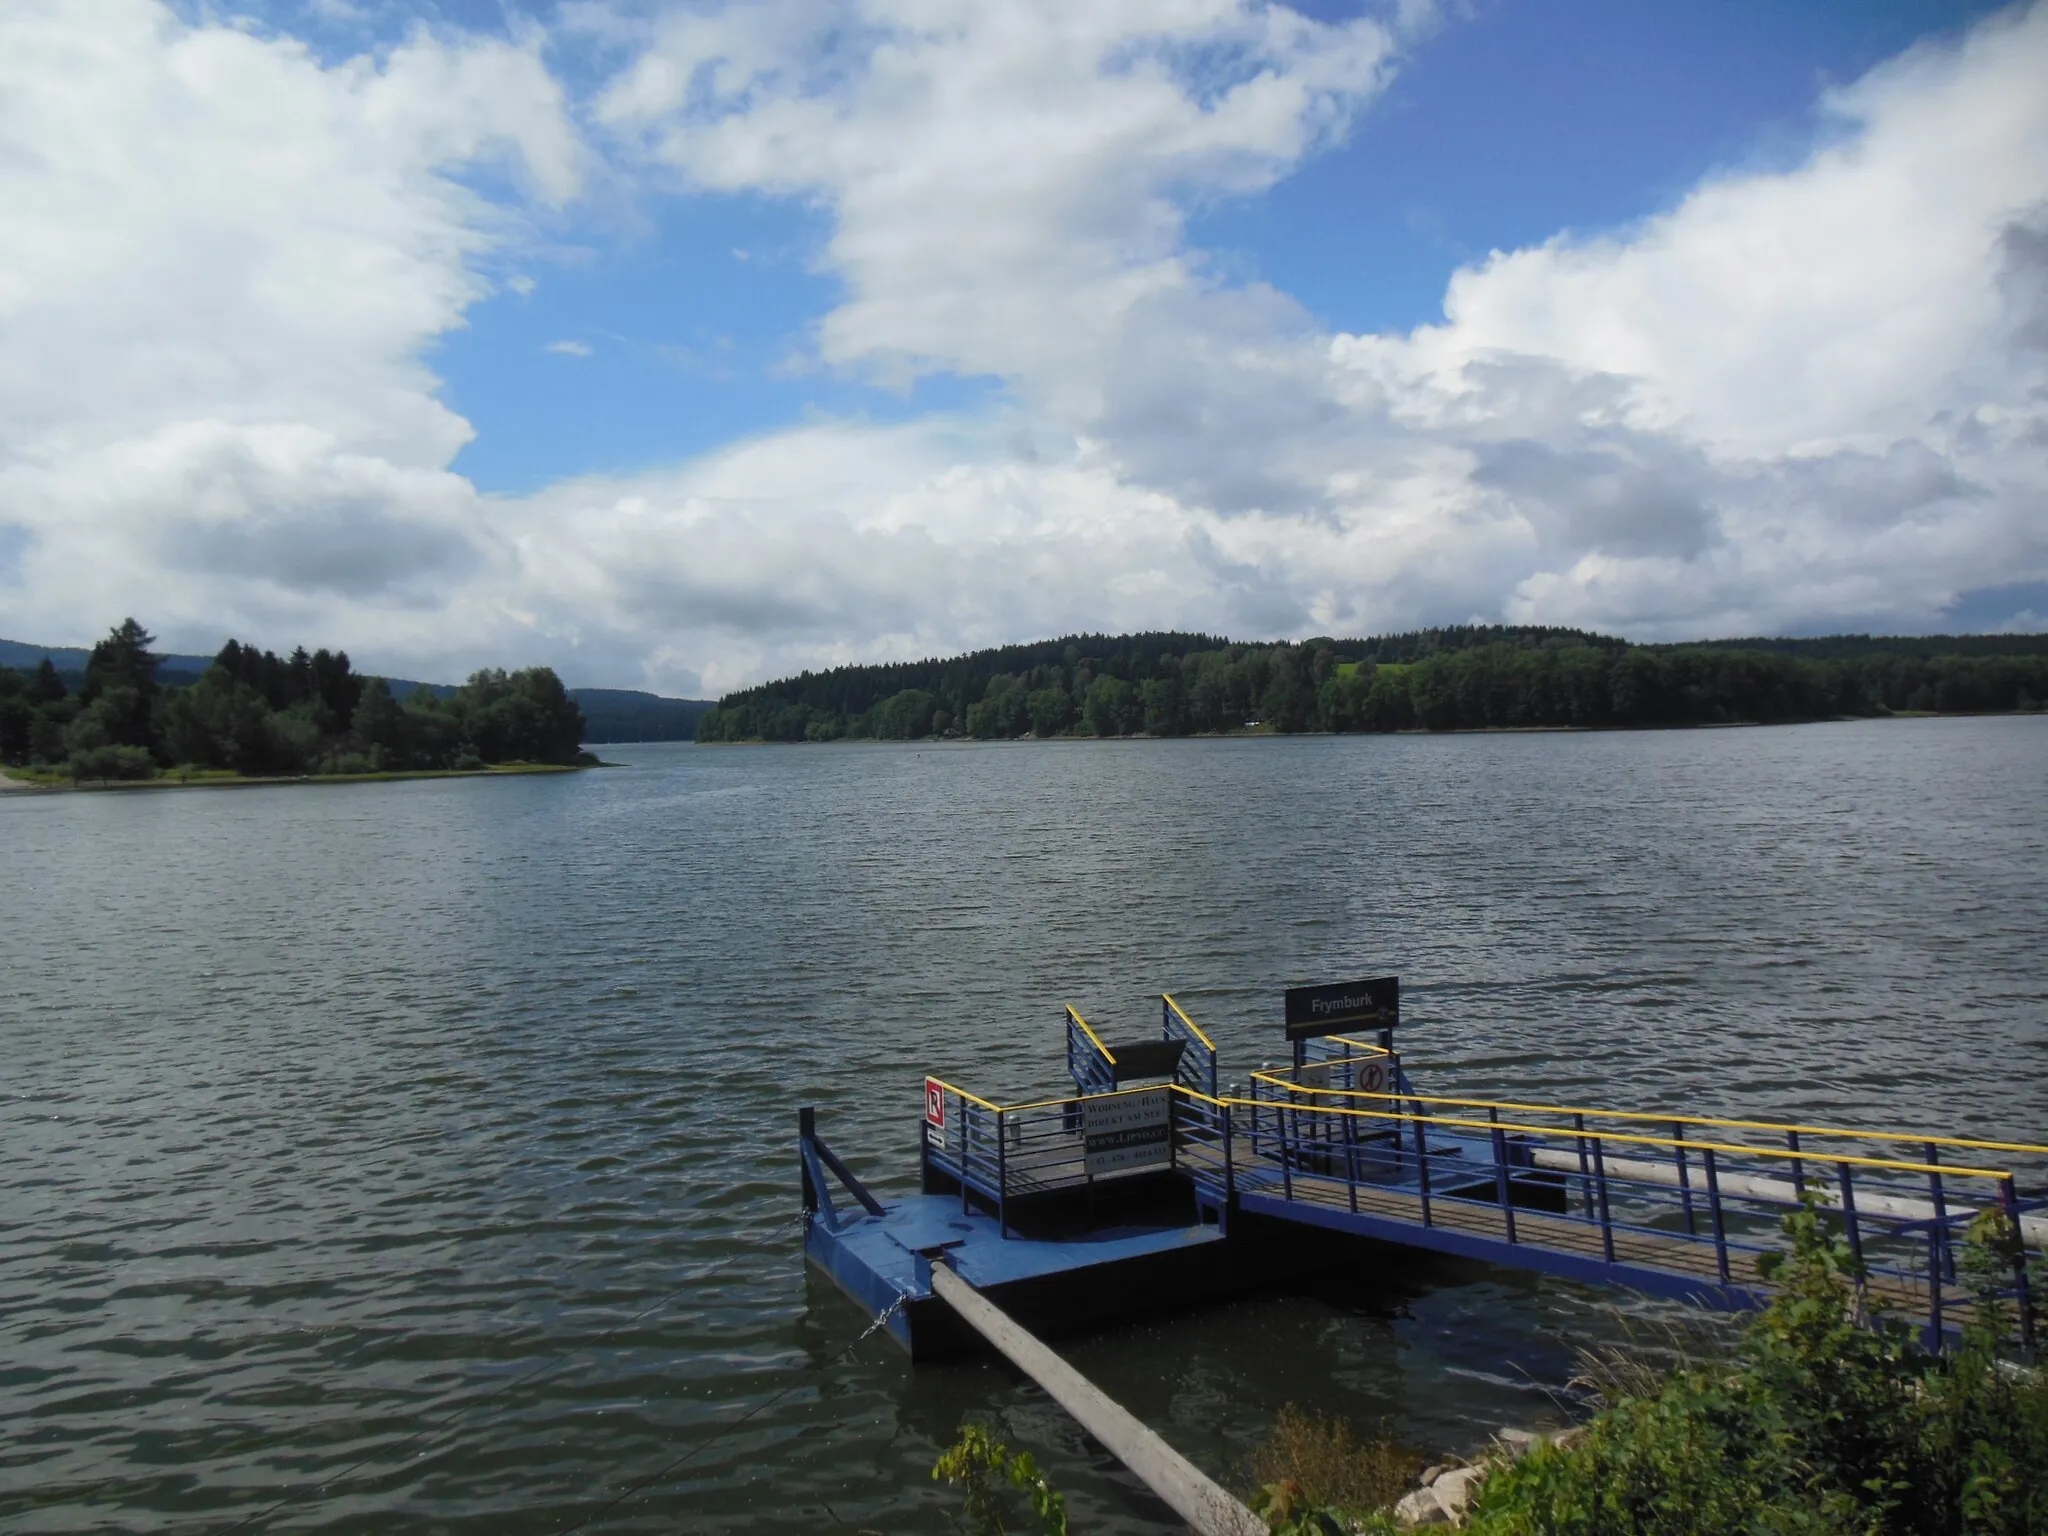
(2, 762, 585, 792)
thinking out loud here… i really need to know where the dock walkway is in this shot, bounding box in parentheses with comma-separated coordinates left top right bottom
(805, 990, 2046, 1358)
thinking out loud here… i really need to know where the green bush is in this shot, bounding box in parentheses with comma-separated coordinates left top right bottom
(66, 744, 156, 781)
(1243, 1405, 1417, 1522)
(932, 1420, 1066, 1536)
(1466, 1199, 2048, 1536)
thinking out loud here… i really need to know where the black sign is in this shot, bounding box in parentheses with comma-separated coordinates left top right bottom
(1107, 1038, 1186, 1084)
(1283, 976, 1399, 1040)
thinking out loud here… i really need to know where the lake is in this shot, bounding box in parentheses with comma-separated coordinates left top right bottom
(3, 718, 2045, 1532)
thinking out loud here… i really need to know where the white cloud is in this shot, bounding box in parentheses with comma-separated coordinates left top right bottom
(2, 0, 2045, 695)
(599, 0, 1404, 415)
(545, 339, 594, 356)
(0, 0, 574, 664)
(1331, 3, 2048, 635)
(563, 0, 2048, 667)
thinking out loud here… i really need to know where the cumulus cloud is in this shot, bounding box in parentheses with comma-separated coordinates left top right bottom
(1, 0, 2045, 695)
(567, 0, 2048, 667)
(0, 0, 571, 663)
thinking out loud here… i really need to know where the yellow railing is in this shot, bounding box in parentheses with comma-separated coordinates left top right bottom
(1249, 1055, 2048, 1162)
(924, 1076, 1003, 1112)
(1160, 993, 1215, 1051)
(1232, 1090, 2013, 1183)
(1067, 1004, 1115, 1064)
(926, 1076, 2032, 1184)
(1319, 1034, 1395, 1059)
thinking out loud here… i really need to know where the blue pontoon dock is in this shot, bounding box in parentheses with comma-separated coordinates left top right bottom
(803, 981, 2048, 1360)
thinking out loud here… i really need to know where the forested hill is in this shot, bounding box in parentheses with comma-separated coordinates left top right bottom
(573, 689, 712, 743)
(1, 620, 589, 781)
(694, 626, 2048, 742)
(1, 636, 710, 744)
(1681, 632, 2048, 660)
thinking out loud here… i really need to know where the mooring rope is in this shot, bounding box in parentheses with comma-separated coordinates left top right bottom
(215, 1210, 810, 1534)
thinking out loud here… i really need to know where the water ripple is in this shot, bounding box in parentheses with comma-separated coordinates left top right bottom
(2, 718, 2044, 1531)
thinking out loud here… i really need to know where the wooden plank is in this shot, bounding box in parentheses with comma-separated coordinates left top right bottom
(928, 1265, 1265, 1536)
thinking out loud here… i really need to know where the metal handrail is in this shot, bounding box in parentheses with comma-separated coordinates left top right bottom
(1246, 1064, 2048, 1161)
(924, 1076, 1002, 1111)
(924, 1078, 2036, 1191)
(1068, 1005, 1116, 1063)
(1230, 1090, 2016, 1182)
(1160, 994, 1215, 1051)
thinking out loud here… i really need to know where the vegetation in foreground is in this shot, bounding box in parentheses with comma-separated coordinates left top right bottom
(930, 1203, 2046, 1533)
(1232, 1200, 2046, 1535)
(0, 619, 589, 782)
(695, 626, 2048, 742)
(932, 1420, 1068, 1535)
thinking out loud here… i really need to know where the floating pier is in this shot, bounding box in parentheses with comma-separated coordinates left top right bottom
(803, 981, 2048, 1363)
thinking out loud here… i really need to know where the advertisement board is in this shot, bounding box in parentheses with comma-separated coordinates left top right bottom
(1081, 1088, 1171, 1177)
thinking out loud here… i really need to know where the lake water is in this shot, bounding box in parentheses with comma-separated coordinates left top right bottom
(4, 719, 2046, 1533)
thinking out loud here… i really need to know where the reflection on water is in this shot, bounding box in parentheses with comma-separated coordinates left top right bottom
(3, 719, 2045, 1531)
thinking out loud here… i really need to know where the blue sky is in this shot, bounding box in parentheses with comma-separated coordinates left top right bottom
(434, 0, 2005, 494)
(3, 0, 2045, 692)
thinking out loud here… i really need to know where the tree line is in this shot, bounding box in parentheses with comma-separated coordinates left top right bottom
(693, 626, 2048, 742)
(0, 619, 588, 780)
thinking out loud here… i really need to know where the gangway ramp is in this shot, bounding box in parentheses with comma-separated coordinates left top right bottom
(929, 1264, 1263, 1536)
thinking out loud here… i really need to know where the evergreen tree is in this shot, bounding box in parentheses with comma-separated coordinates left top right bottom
(28, 657, 67, 704)
(75, 619, 162, 755)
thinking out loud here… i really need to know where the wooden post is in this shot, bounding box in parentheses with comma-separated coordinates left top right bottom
(928, 1265, 1264, 1536)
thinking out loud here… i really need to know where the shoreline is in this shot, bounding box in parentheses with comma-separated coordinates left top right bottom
(0, 763, 587, 794)
(693, 708, 2043, 746)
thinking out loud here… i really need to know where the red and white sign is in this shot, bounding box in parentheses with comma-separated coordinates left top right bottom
(925, 1078, 946, 1128)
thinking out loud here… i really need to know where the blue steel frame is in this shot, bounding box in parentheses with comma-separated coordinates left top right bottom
(910, 1023, 2048, 1351)
(1065, 1007, 1117, 1098)
(1228, 1049, 2047, 1351)
(1065, 999, 1220, 1099)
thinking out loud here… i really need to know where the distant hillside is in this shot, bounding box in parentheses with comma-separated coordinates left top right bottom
(695, 626, 2048, 741)
(573, 689, 712, 743)
(0, 636, 218, 677)
(0, 636, 454, 700)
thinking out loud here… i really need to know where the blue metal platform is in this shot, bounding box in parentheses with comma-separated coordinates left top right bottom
(803, 989, 2048, 1358)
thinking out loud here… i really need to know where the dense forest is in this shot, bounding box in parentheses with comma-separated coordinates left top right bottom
(574, 689, 711, 744)
(0, 619, 588, 780)
(694, 625, 2048, 742)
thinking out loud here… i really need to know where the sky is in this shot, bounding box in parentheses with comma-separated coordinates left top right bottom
(1, 0, 2044, 695)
